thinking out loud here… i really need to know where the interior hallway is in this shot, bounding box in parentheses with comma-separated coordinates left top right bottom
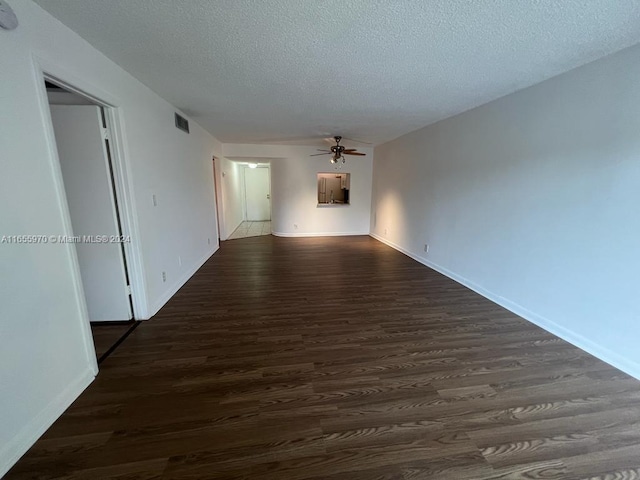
(7, 236, 640, 479)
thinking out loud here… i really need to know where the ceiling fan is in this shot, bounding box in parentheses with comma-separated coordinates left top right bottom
(310, 136, 367, 164)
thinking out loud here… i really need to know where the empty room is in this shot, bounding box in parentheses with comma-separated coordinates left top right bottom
(2, 1, 640, 478)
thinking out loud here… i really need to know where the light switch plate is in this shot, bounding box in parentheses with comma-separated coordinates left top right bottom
(0, 1, 18, 30)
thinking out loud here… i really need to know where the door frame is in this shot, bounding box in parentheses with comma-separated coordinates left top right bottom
(32, 55, 149, 367)
(212, 157, 223, 241)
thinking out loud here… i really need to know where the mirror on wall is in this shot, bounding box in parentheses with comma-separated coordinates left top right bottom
(317, 173, 350, 205)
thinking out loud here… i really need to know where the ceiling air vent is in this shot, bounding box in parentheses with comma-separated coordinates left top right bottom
(175, 113, 189, 133)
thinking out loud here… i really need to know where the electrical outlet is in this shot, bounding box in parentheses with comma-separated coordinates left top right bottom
(384, 228, 388, 235)
(152, 194, 157, 207)
(162, 271, 166, 282)
(294, 224, 298, 230)
(424, 244, 429, 253)
(208, 237, 211, 245)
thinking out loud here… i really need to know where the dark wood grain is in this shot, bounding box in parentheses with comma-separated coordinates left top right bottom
(7, 235, 640, 479)
(90, 322, 135, 359)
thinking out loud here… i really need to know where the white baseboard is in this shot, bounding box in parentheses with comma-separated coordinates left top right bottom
(272, 231, 369, 238)
(147, 245, 219, 318)
(370, 232, 640, 381)
(0, 368, 95, 478)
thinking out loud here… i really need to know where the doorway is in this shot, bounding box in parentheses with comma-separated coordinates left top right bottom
(44, 79, 137, 361)
(212, 157, 222, 242)
(244, 165, 271, 221)
(226, 165, 271, 240)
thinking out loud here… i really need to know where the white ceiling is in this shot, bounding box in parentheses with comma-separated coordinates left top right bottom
(35, 0, 640, 146)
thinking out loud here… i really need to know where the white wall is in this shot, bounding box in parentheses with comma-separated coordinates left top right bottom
(371, 43, 640, 379)
(223, 144, 373, 236)
(0, 0, 221, 474)
(216, 157, 245, 239)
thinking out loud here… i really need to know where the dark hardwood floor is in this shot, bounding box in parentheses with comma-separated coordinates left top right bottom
(7, 235, 640, 479)
(91, 322, 137, 360)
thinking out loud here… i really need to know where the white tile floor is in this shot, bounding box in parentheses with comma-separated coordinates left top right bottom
(227, 221, 271, 240)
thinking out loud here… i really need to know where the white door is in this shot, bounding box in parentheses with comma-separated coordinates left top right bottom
(244, 167, 271, 221)
(50, 105, 132, 322)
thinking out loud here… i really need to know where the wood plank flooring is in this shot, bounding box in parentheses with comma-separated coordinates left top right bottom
(7, 235, 640, 479)
(91, 322, 137, 360)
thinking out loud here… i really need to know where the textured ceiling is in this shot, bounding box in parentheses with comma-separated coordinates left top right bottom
(35, 0, 640, 145)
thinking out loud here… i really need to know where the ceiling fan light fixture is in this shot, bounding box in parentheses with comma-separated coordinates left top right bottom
(310, 135, 365, 165)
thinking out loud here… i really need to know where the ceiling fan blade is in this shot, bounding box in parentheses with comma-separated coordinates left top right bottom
(310, 153, 331, 156)
(343, 149, 358, 152)
(343, 152, 366, 156)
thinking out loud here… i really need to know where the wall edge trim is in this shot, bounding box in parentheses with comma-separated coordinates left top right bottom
(0, 369, 95, 478)
(147, 245, 219, 318)
(369, 232, 640, 381)
(272, 231, 369, 238)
